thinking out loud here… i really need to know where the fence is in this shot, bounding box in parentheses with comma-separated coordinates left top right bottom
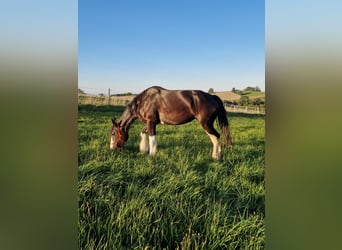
(78, 94, 265, 114)
(78, 94, 134, 106)
(225, 105, 265, 114)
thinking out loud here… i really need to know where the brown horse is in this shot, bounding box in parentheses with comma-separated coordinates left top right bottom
(110, 86, 232, 160)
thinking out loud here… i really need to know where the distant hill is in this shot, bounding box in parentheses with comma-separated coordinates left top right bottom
(214, 90, 265, 101)
(213, 91, 241, 101)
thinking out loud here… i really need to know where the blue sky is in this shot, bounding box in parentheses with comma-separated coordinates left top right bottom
(79, 0, 264, 94)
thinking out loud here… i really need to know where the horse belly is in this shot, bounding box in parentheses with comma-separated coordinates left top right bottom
(159, 112, 194, 125)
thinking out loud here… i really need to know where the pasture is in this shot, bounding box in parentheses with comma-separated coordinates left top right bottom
(78, 105, 265, 249)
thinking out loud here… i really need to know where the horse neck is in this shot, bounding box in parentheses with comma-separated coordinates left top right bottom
(118, 106, 137, 132)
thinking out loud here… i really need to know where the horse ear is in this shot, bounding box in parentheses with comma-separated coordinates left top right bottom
(112, 118, 121, 128)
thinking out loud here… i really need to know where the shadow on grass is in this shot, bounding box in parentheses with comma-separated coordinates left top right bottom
(78, 104, 126, 114)
(192, 159, 211, 175)
(228, 112, 265, 119)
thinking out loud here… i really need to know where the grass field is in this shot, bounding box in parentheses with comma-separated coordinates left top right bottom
(78, 105, 265, 249)
(240, 91, 265, 100)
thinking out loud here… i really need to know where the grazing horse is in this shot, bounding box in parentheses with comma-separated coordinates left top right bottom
(110, 86, 232, 160)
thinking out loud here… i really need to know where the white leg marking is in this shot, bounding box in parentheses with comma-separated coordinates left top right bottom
(207, 133, 221, 160)
(139, 132, 149, 153)
(149, 135, 157, 155)
(110, 137, 115, 149)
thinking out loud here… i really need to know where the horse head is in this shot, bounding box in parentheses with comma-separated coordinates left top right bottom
(110, 118, 128, 151)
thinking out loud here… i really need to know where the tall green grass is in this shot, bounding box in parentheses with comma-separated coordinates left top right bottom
(78, 105, 265, 249)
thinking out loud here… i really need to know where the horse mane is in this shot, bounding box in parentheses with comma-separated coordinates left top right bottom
(117, 89, 148, 131)
(127, 86, 164, 113)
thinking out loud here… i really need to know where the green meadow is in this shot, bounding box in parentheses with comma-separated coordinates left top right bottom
(78, 105, 265, 249)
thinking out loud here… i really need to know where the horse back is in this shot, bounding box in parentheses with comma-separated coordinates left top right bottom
(136, 86, 221, 125)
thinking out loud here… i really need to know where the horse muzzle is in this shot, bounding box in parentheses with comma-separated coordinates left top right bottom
(110, 142, 124, 151)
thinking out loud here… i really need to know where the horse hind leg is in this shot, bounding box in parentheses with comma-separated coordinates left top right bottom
(202, 123, 221, 160)
(207, 132, 221, 160)
(139, 127, 149, 153)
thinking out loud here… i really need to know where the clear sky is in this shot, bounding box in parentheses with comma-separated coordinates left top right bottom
(79, 0, 264, 95)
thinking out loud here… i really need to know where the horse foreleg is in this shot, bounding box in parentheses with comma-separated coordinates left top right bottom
(206, 132, 221, 160)
(147, 121, 157, 155)
(139, 127, 149, 153)
(149, 135, 157, 155)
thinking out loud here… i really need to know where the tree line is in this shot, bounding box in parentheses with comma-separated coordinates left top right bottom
(208, 86, 264, 107)
(223, 97, 265, 107)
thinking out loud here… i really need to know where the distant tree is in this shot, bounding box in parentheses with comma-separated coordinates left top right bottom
(243, 86, 261, 92)
(239, 96, 250, 106)
(223, 100, 234, 106)
(78, 88, 86, 94)
(231, 87, 242, 95)
(243, 86, 255, 92)
(235, 89, 243, 95)
(99, 93, 105, 97)
(252, 98, 264, 106)
(111, 92, 134, 97)
(208, 88, 214, 94)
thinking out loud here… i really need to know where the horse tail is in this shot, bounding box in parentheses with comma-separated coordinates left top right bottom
(213, 95, 233, 147)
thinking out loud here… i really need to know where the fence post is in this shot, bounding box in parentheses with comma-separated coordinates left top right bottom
(108, 88, 110, 105)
